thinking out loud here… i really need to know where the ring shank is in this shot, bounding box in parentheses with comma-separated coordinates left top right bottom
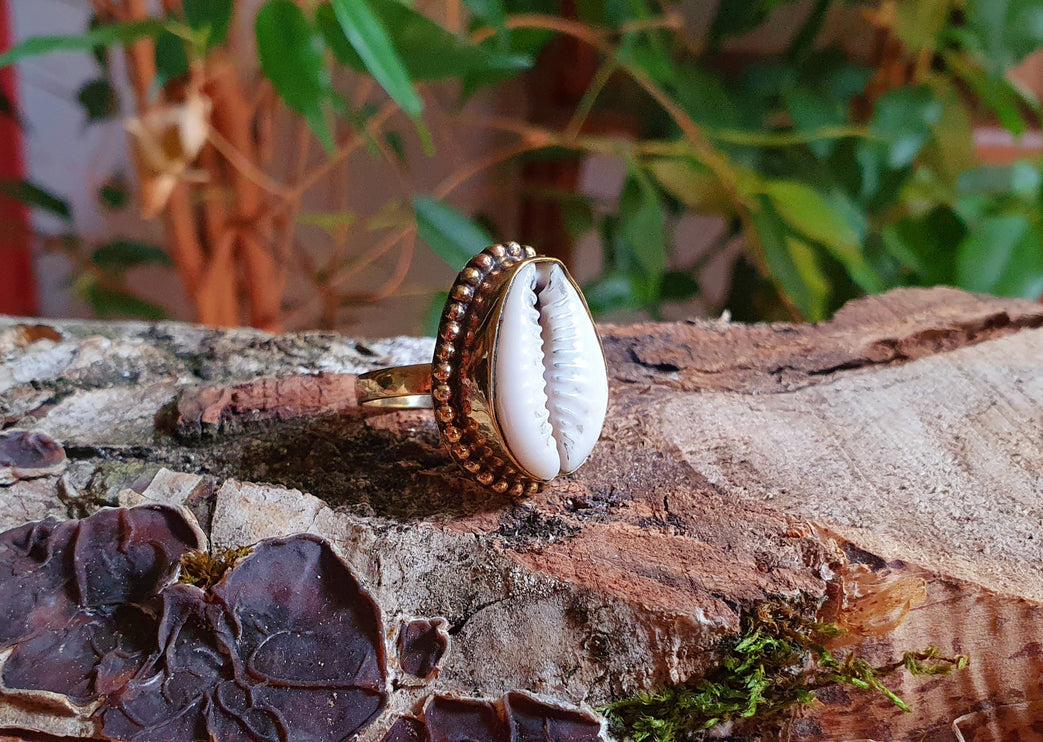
(356, 363, 433, 409)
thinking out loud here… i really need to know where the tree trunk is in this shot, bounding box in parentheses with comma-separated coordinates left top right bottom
(0, 287, 1041, 741)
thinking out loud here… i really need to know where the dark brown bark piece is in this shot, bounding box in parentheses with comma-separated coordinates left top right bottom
(0, 519, 72, 647)
(0, 432, 64, 469)
(0, 506, 200, 706)
(105, 536, 389, 742)
(397, 619, 449, 679)
(424, 698, 507, 742)
(73, 506, 203, 607)
(418, 694, 602, 742)
(504, 693, 602, 742)
(213, 535, 386, 693)
(0, 506, 388, 742)
(380, 717, 427, 742)
(0, 431, 65, 482)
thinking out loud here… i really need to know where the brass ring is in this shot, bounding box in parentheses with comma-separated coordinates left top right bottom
(356, 242, 609, 495)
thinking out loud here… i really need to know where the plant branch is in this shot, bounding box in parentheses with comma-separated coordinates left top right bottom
(564, 57, 619, 141)
(207, 127, 293, 198)
(433, 141, 538, 200)
(292, 101, 399, 199)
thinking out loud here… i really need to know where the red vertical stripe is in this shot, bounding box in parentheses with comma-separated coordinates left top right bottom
(0, 0, 37, 315)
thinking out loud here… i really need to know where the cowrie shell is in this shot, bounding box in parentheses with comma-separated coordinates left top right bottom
(493, 262, 608, 481)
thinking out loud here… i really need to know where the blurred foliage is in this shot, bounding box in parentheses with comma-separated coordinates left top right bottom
(1, 0, 1042, 323)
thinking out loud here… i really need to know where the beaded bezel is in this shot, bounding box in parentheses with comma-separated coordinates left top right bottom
(432, 242, 569, 495)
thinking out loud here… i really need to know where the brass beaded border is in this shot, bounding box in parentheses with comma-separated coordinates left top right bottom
(431, 242, 542, 497)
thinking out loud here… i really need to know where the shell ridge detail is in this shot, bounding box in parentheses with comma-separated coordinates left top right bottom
(537, 265, 596, 470)
(489, 256, 609, 482)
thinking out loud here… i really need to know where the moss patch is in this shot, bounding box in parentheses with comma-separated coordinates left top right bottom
(604, 601, 967, 741)
(179, 546, 253, 590)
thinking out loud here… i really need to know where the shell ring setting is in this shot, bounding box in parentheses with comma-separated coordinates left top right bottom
(355, 243, 609, 495)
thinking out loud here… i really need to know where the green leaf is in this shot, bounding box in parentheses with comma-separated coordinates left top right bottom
(582, 272, 646, 315)
(751, 197, 829, 320)
(785, 89, 836, 154)
(412, 195, 493, 269)
(561, 196, 595, 240)
(330, 0, 422, 118)
(947, 55, 1032, 135)
(319, 0, 529, 82)
(869, 86, 945, 169)
(894, 0, 954, 50)
(90, 240, 173, 272)
(660, 271, 700, 302)
(154, 28, 190, 85)
(316, 3, 364, 67)
(617, 168, 667, 283)
(955, 214, 1043, 297)
(98, 175, 130, 210)
(708, 0, 801, 45)
(964, 0, 1043, 72)
(459, 0, 558, 97)
(297, 210, 356, 232)
(84, 283, 166, 320)
(0, 19, 165, 68)
(88, 14, 110, 70)
(384, 130, 407, 165)
(673, 63, 743, 130)
(463, 0, 506, 27)
(76, 79, 117, 123)
(424, 290, 450, 337)
(0, 179, 71, 220)
(957, 161, 1041, 198)
(378, 0, 531, 80)
(762, 180, 880, 292)
(618, 34, 675, 88)
(881, 205, 964, 285)
(256, 0, 334, 151)
(184, 0, 233, 48)
(919, 89, 977, 184)
(647, 157, 730, 213)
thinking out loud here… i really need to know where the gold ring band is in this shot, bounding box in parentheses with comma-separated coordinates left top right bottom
(355, 363, 433, 409)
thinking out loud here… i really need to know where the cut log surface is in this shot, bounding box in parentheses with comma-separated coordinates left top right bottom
(1, 287, 1042, 742)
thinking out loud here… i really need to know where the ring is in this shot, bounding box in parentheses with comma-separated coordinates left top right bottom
(356, 242, 609, 495)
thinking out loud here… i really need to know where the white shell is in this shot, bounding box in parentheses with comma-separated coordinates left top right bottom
(493, 262, 608, 480)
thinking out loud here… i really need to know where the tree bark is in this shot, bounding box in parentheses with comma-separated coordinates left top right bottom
(1, 287, 1042, 741)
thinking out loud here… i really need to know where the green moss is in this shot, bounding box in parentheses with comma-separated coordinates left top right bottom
(603, 601, 968, 741)
(179, 546, 252, 589)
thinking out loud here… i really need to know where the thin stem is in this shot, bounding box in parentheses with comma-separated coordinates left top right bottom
(207, 127, 293, 198)
(370, 231, 416, 301)
(785, 0, 831, 64)
(617, 10, 684, 36)
(274, 117, 313, 293)
(472, 13, 609, 45)
(444, 0, 462, 34)
(292, 101, 398, 198)
(327, 226, 416, 292)
(564, 57, 619, 141)
(283, 225, 415, 326)
(433, 141, 537, 200)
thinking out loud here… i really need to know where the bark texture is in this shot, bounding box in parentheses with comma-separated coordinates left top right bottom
(1, 287, 1042, 742)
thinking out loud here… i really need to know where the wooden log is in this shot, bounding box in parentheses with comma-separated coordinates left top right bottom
(0, 287, 1041, 741)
